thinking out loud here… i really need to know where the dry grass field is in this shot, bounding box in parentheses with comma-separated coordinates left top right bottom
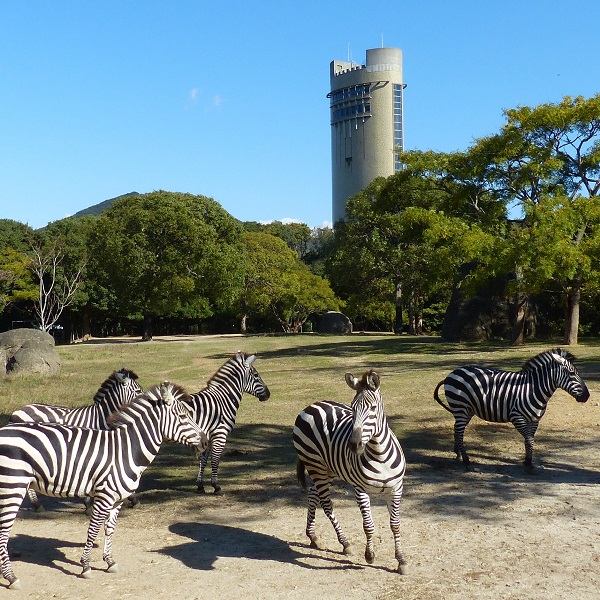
(1, 333, 599, 599)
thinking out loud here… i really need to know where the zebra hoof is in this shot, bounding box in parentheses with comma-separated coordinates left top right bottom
(8, 578, 21, 590)
(342, 544, 352, 556)
(107, 563, 119, 574)
(195, 486, 206, 495)
(212, 487, 223, 496)
(34, 504, 45, 513)
(365, 549, 375, 564)
(397, 562, 408, 575)
(80, 568, 93, 579)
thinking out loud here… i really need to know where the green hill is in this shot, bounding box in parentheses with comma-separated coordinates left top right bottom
(71, 191, 140, 218)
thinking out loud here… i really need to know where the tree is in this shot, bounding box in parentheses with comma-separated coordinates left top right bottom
(469, 95, 600, 344)
(0, 248, 37, 316)
(270, 263, 341, 333)
(88, 191, 244, 340)
(28, 237, 86, 332)
(237, 232, 341, 333)
(237, 232, 297, 333)
(328, 171, 493, 333)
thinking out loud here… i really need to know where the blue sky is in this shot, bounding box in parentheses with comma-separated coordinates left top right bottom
(1, 0, 599, 230)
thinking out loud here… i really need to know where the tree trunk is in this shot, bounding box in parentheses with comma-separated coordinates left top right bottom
(142, 314, 153, 341)
(82, 308, 91, 341)
(564, 284, 581, 346)
(510, 294, 527, 346)
(240, 313, 248, 334)
(394, 281, 403, 334)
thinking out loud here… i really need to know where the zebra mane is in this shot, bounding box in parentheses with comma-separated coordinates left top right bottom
(206, 352, 248, 387)
(522, 348, 575, 372)
(93, 368, 140, 404)
(106, 382, 188, 428)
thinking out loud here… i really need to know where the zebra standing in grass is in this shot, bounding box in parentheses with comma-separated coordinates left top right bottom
(434, 348, 590, 469)
(0, 382, 207, 589)
(9, 368, 143, 511)
(293, 370, 407, 574)
(185, 351, 270, 494)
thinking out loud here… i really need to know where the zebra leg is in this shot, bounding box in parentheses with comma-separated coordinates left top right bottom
(513, 419, 539, 468)
(0, 528, 19, 590)
(102, 503, 123, 573)
(305, 485, 321, 549)
(27, 488, 44, 512)
(354, 488, 375, 564)
(80, 501, 111, 578)
(314, 479, 351, 555)
(126, 493, 139, 508)
(0, 489, 27, 589)
(453, 415, 473, 468)
(209, 439, 226, 495)
(386, 488, 407, 574)
(195, 448, 209, 494)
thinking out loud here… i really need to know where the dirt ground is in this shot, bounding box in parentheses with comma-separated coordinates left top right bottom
(5, 414, 599, 600)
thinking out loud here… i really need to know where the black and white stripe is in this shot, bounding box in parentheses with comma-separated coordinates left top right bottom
(0, 382, 207, 588)
(434, 348, 590, 468)
(10, 368, 143, 511)
(185, 351, 270, 494)
(293, 370, 407, 573)
(9, 368, 142, 428)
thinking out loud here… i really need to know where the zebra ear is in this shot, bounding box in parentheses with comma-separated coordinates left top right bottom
(367, 372, 380, 390)
(551, 353, 568, 366)
(245, 354, 256, 367)
(345, 373, 359, 390)
(160, 382, 175, 405)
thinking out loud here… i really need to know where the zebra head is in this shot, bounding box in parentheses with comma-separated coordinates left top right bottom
(240, 352, 271, 401)
(93, 367, 143, 407)
(345, 370, 384, 456)
(154, 382, 209, 451)
(549, 349, 590, 403)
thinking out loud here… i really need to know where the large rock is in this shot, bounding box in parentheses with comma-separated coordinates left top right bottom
(0, 328, 61, 375)
(317, 311, 353, 335)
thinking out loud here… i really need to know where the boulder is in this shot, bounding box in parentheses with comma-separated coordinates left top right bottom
(317, 311, 353, 335)
(0, 328, 61, 375)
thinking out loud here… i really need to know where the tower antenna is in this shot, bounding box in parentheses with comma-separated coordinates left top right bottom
(381, 31, 384, 48)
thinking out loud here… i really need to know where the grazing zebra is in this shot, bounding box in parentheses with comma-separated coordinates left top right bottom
(0, 382, 207, 589)
(9, 368, 143, 511)
(433, 348, 590, 469)
(10, 367, 142, 428)
(293, 370, 407, 574)
(186, 351, 270, 494)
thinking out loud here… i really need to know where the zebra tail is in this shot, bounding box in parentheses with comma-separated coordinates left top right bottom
(296, 458, 309, 489)
(433, 380, 453, 413)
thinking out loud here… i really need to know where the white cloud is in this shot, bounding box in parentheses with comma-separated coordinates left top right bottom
(189, 88, 199, 102)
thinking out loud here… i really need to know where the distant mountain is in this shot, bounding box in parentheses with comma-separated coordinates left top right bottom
(71, 192, 140, 218)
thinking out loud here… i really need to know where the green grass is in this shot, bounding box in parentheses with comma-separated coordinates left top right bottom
(2, 333, 599, 503)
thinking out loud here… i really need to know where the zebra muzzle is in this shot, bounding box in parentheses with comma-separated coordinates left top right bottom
(349, 427, 365, 455)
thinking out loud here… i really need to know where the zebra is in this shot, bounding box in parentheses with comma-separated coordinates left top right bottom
(9, 368, 143, 511)
(433, 348, 590, 469)
(10, 367, 142, 429)
(293, 370, 407, 574)
(0, 381, 208, 589)
(185, 351, 270, 494)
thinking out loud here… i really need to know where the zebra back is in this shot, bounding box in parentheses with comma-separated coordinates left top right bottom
(9, 368, 143, 428)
